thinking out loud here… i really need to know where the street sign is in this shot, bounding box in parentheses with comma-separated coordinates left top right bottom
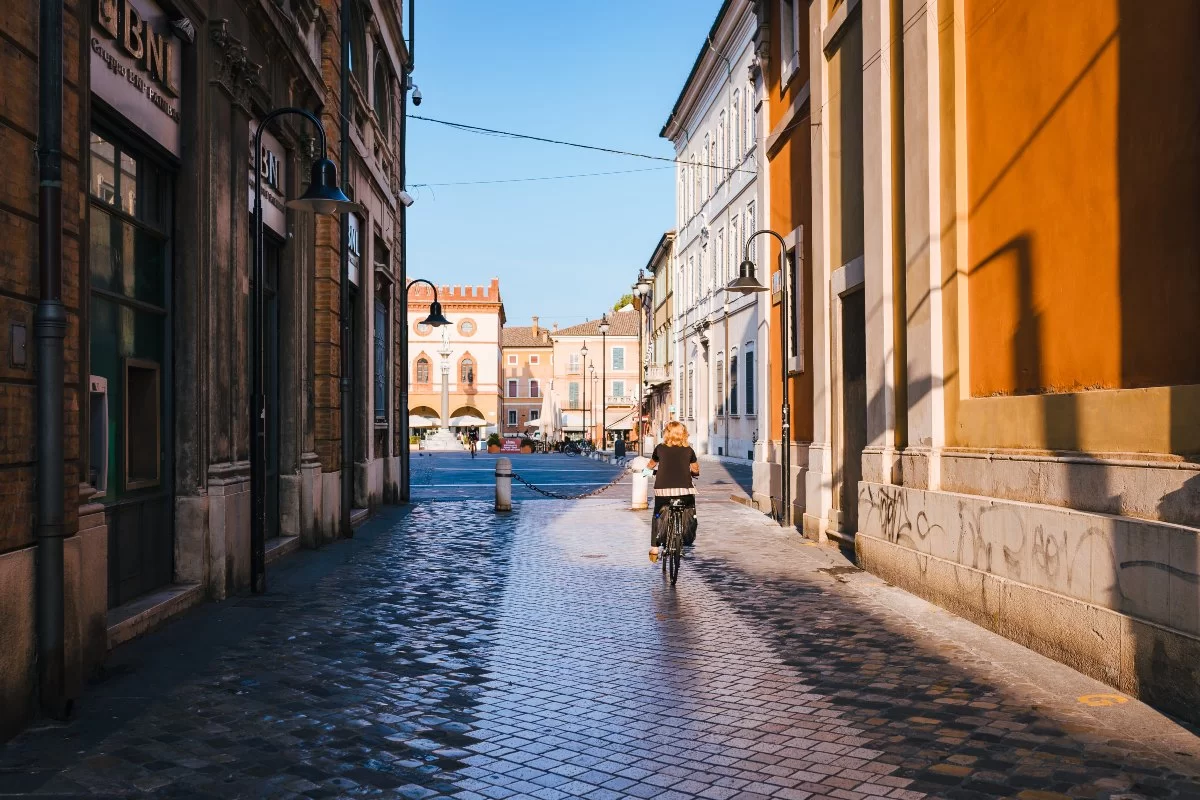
(500, 438, 520, 453)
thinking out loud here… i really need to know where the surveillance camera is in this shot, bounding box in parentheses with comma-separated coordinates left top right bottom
(398, 190, 415, 207)
(412, 86, 422, 106)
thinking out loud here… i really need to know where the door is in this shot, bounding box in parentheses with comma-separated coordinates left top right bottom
(88, 128, 175, 608)
(839, 289, 867, 532)
(264, 237, 281, 540)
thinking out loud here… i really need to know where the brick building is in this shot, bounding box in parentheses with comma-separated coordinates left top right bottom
(500, 317, 554, 438)
(1, 0, 412, 737)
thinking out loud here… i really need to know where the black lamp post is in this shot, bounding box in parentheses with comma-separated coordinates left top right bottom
(251, 107, 358, 593)
(598, 313, 610, 449)
(405, 278, 452, 327)
(589, 366, 598, 444)
(580, 341, 588, 441)
(727, 229, 791, 528)
(632, 271, 652, 455)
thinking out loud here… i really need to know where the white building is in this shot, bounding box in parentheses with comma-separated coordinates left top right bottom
(660, 0, 768, 462)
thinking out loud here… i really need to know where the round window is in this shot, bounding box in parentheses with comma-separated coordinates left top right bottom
(415, 322, 431, 335)
(459, 319, 476, 336)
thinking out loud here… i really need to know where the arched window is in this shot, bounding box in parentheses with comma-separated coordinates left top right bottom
(460, 357, 474, 385)
(346, 1, 367, 87)
(415, 357, 430, 383)
(373, 56, 391, 135)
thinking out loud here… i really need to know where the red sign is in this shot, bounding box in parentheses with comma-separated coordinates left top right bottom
(500, 438, 521, 453)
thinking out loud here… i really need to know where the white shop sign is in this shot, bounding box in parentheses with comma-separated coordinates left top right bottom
(90, 0, 182, 156)
(248, 121, 288, 236)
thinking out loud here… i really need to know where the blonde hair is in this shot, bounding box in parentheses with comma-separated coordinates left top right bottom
(663, 420, 689, 448)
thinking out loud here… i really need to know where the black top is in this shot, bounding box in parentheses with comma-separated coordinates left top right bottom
(651, 444, 697, 490)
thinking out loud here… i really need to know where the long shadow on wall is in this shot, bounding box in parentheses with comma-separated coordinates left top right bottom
(1116, 0, 1200, 721)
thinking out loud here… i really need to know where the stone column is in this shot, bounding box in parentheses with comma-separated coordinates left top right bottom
(860, 0, 901, 486)
(803, 0, 835, 540)
(900, 0, 947, 490)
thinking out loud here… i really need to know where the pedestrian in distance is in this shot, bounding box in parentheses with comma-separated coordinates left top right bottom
(644, 420, 699, 563)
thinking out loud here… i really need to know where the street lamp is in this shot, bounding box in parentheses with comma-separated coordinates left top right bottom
(598, 313, 610, 450)
(251, 107, 359, 594)
(632, 271, 651, 455)
(580, 341, 588, 443)
(406, 278, 452, 328)
(726, 229, 791, 528)
(589, 366, 598, 444)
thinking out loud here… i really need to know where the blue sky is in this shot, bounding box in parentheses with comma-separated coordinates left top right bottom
(405, 1, 723, 329)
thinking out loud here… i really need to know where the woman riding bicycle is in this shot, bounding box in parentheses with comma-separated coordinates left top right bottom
(645, 420, 699, 562)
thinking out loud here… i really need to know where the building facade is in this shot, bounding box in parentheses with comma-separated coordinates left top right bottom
(407, 280, 504, 440)
(789, 0, 1200, 723)
(550, 312, 641, 445)
(662, 0, 768, 463)
(642, 233, 677, 451)
(2, 0, 411, 738)
(500, 317, 554, 437)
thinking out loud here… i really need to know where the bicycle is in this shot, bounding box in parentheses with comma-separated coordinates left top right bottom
(659, 498, 687, 586)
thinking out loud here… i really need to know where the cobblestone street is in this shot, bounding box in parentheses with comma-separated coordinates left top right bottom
(2, 454, 1198, 799)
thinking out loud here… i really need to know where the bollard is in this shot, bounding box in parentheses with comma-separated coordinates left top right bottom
(630, 456, 649, 510)
(495, 457, 513, 512)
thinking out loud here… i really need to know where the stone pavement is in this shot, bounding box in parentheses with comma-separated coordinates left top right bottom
(2, 465, 1199, 799)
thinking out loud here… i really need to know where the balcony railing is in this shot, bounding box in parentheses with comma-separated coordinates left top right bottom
(605, 395, 637, 406)
(644, 365, 671, 386)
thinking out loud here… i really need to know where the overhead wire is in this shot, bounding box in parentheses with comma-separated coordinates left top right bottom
(410, 165, 673, 188)
(409, 114, 756, 175)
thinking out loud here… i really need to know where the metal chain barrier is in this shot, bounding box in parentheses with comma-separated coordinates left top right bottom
(511, 468, 629, 500)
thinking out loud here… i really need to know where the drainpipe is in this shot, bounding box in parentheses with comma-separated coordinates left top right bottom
(35, 0, 70, 719)
(340, 0, 353, 536)
(398, 0, 414, 502)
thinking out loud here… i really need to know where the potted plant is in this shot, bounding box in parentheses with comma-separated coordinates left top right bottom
(486, 432, 501, 453)
(519, 437, 536, 454)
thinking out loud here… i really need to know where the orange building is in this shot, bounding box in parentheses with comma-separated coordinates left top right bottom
(789, 0, 1200, 723)
(500, 318, 555, 437)
(754, 0, 816, 524)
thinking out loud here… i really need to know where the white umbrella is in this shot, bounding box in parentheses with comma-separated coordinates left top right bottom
(409, 414, 439, 428)
(449, 414, 487, 427)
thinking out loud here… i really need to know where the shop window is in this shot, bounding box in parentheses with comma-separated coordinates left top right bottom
(124, 359, 161, 489)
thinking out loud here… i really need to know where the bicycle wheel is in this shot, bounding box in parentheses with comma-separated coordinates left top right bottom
(660, 512, 668, 575)
(667, 513, 682, 586)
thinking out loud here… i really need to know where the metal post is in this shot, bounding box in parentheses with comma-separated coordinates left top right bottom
(581, 346, 587, 443)
(36, 0, 69, 719)
(251, 108, 330, 592)
(340, 0, 354, 538)
(494, 457, 512, 511)
(601, 330, 607, 450)
(398, 0, 415, 503)
(742, 229, 791, 529)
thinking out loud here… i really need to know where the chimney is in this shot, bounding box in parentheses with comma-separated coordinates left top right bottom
(532, 315, 539, 335)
